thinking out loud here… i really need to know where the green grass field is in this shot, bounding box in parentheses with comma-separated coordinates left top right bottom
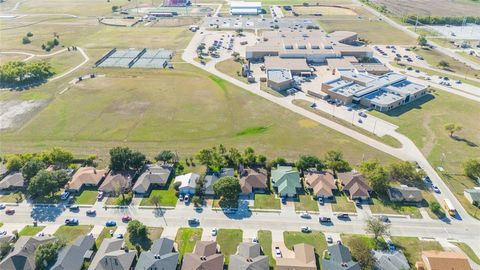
(140, 188, 178, 207)
(294, 195, 319, 212)
(216, 229, 243, 265)
(257, 230, 275, 268)
(412, 47, 480, 78)
(369, 197, 422, 218)
(341, 234, 387, 250)
(253, 194, 281, 210)
(54, 225, 93, 244)
(0, 192, 24, 203)
(283, 231, 327, 266)
(175, 228, 203, 263)
(73, 189, 98, 205)
(19, 225, 45, 236)
(124, 226, 163, 251)
(331, 193, 356, 213)
(215, 58, 249, 84)
(391, 236, 444, 267)
(370, 90, 480, 219)
(95, 226, 116, 247)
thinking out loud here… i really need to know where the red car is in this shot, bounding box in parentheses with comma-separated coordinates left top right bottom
(122, 215, 131, 222)
(5, 209, 15, 215)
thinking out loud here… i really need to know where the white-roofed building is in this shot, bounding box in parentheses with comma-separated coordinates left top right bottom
(230, 1, 262, 15)
(174, 173, 200, 195)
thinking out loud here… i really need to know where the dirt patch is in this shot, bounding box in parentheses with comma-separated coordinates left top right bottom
(370, 0, 480, 16)
(151, 16, 202, 27)
(106, 100, 150, 115)
(293, 5, 358, 16)
(0, 99, 47, 130)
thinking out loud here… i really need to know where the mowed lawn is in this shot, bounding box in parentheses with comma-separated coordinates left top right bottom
(216, 229, 243, 265)
(370, 90, 480, 219)
(253, 193, 281, 210)
(331, 193, 356, 213)
(175, 228, 203, 262)
(0, 62, 398, 165)
(124, 227, 163, 251)
(369, 197, 422, 218)
(73, 189, 98, 205)
(19, 225, 45, 236)
(391, 236, 444, 267)
(215, 58, 249, 84)
(54, 225, 93, 244)
(140, 188, 178, 207)
(257, 230, 275, 267)
(294, 195, 319, 212)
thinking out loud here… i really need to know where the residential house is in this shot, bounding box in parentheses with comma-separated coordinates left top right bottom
(464, 188, 480, 206)
(181, 241, 224, 270)
(0, 235, 56, 270)
(174, 173, 200, 195)
(66, 167, 107, 193)
(321, 243, 361, 270)
(239, 167, 268, 195)
(0, 172, 25, 190)
(373, 250, 409, 270)
(387, 185, 423, 203)
(304, 170, 337, 199)
(271, 165, 301, 197)
(132, 164, 173, 195)
(98, 170, 134, 194)
(88, 238, 137, 270)
(204, 168, 234, 196)
(229, 242, 269, 270)
(276, 243, 316, 270)
(135, 238, 178, 270)
(337, 171, 372, 200)
(416, 251, 472, 270)
(51, 234, 95, 270)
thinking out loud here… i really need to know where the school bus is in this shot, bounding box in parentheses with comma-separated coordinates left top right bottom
(443, 198, 456, 216)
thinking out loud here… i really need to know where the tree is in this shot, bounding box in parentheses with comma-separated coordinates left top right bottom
(0, 241, 11, 260)
(444, 123, 462, 137)
(155, 150, 175, 164)
(129, 151, 146, 170)
(358, 160, 390, 194)
(212, 176, 241, 203)
(256, 155, 267, 167)
(348, 238, 375, 270)
(22, 159, 45, 180)
(46, 147, 73, 168)
(243, 147, 257, 166)
(417, 34, 428, 46)
(127, 220, 148, 240)
(26, 32, 33, 37)
(269, 157, 287, 169)
(27, 170, 59, 198)
(388, 161, 422, 187)
(34, 241, 64, 270)
(226, 147, 242, 168)
(324, 150, 351, 174)
(438, 60, 450, 69)
(197, 43, 206, 52)
(109, 146, 132, 171)
(22, 36, 31, 44)
(5, 155, 23, 172)
(0, 60, 54, 86)
(150, 195, 161, 208)
(196, 147, 226, 172)
(463, 159, 480, 180)
(296, 155, 324, 173)
(430, 201, 441, 213)
(365, 217, 390, 242)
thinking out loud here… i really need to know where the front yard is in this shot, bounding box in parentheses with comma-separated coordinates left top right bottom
(257, 230, 275, 267)
(19, 225, 45, 236)
(175, 228, 203, 263)
(140, 188, 178, 207)
(294, 195, 319, 212)
(331, 193, 356, 213)
(453, 242, 480, 265)
(341, 234, 387, 250)
(283, 231, 327, 266)
(216, 229, 243, 265)
(124, 226, 164, 251)
(73, 189, 98, 205)
(95, 226, 116, 247)
(54, 225, 93, 244)
(391, 236, 444, 267)
(369, 197, 422, 219)
(253, 193, 281, 210)
(0, 192, 24, 203)
(105, 192, 133, 206)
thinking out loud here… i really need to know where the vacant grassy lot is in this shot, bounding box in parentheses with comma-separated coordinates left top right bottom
(216, 229, 243, 265)
(318, 19, 416, 45)
(294, 195, 319, 212)
(96, 226, 116, 247)
(412, 47, 480, 78)
(369, 0, 480, 16)
(54, 225, 93, 244)
(215, 58, 249, 84)
(453, 242, 480, 265)
(175, 228, 203, 263)
(369, 197, 422, 218)
(140, 188, 178, 207)
(331, 193, 356, 213)
(391, 237, 444, 267)
(370, 90, 480, 219)
(124, 227, 163, 251)
(257, 230, 275, 268)
(253, 194, 281, 210)
(283, 231, 327, 266)
(73, 189, 98, 205)
(19, 225, 45, 236)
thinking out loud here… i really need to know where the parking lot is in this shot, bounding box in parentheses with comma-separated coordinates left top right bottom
(203, 16, 318, 30)
(371, 44, 428, 67)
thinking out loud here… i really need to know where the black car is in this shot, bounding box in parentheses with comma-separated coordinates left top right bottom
(337, 213, 349, 219)
(319, 217, 332, 223)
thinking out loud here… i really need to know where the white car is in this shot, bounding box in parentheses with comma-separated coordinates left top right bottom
(275, 247, 282, 258)
(433, 186, 441, 193)
(252, 236, 258, 243)
(0, 203, 6, 209)
(0, 230, 6, 236)
(300, 212, 311, 219)
(211, 228, 217, 236)
(301, 226, 312, 233)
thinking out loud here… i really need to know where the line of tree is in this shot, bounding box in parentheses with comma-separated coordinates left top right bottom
(196, 145, 266, 172)
(108, 146, 146, 172)
(463, 159, 480, 180)
(0, 61, 54, 86)
(401, 15, 480, 26)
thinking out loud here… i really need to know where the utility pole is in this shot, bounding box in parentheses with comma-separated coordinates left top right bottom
(414, 15, 418, 32)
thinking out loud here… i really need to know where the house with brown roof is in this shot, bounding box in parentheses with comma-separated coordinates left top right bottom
(181, 241, 224, 270)
(98, 170, 134, 194)
(66, 167, 107, 193)
(229, 242, 268, 270)
(239, 167, 268, 195)
(416, 251, 472, 270)
(387, 185, 423, 203)
(0, 172, 25, 191)
(276, 243, 317, 270)
(304, 170, 337, 199)
(337, 171, 372, 201)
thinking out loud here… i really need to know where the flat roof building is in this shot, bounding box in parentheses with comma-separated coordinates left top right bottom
(266, 69, 293, 91)
(230, 1, 262, 15)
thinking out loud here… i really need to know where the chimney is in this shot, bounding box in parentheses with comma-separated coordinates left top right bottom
(94, 168, 97, 174)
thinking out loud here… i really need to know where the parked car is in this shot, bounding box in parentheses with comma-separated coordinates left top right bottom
(211, 228, 217, 236)
(115, 233, 124, 239)
(355, 200, 361, 207)
(337, 213, 349, 220)
(300, 212, 311, 219)
(36, 232, 45, 237)
(387, 240, 395, 251)
(0, 203, 6, 209)
(184, 195, 190, 203)
(122, 216, 131, 222)
(86, 209, 96, 216)
(319, 216, 331, 223)
(106, 220, 116, 227)
(423, 176, 431, 183)
(252, 235, 258, 243)
(5, 209, 15, 215)
(318, 197, 324, 205)
(97, 191, 104, 200)
(188, 218, 200, 225)
(301, 226, 312, 233)
(379, 215, 390, 223)
(0, 230, 7, 236)
(65, 218, 79, 225)
(69, 205, 79, 211)
(281, 197, 287, 204)
(275, 247, 282, 258)
(327, 236, 333, 244)
(433, 186, 441, 193)
(60, 192, 70, 201)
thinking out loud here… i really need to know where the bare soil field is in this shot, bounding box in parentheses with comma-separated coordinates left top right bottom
(370, 0, 480, 16)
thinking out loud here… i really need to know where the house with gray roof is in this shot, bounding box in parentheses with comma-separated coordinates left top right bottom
(373, 250, 409, 270)
(464, 188, 480, 206)
(88, 238, 136, 270)
(321, 243, 360, 270)
(204, 168, 234, 196)
(174, 173, 200, 195)
(0, 235, 56, 270)
(0, 172, 25, 190)
(133, 164, 173, 194)
(271, 165, 301, 197)
(387, 185, 423, 203)
(181, 241, 224, 270)
(229, 242, 268, 270)
(135, 238, 178, 270)
(51, 234, 95, 270)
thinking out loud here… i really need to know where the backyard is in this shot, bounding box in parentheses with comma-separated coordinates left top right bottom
(175, 227, 203, 263)
(216, 229, 243, 265)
